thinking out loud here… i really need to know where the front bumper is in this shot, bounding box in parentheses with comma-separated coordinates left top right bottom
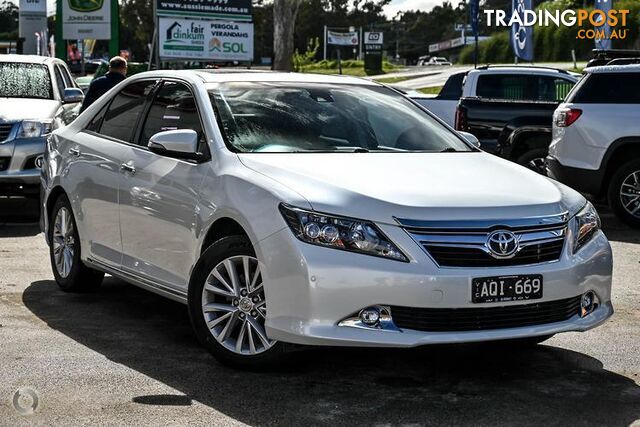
(0, 136, 46, 192)
(257, 224, 613, 347)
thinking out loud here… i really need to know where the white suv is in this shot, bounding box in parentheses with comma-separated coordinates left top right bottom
(547, 64, 640, 227)
(42, 71, 613, 368)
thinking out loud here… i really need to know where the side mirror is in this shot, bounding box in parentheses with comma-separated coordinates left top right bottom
(458, 131, 481, 148)
(148, 129, 202, 161)
(63, 87, 84, 104)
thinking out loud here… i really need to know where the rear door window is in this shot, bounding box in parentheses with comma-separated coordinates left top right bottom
(99, 80, 157, 143)
(570, 73, 640, 103)
(437, 72, 465, 100)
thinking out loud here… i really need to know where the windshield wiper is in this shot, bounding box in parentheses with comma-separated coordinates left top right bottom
(440, 147, 460, 153)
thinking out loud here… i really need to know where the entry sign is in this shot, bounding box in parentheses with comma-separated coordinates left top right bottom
(364, 31, 383, 74)
(159, 17, 253, 62)
(364, 32, 383, 45)
(327, 31, 359, 46)
(62, 0, 112, 40)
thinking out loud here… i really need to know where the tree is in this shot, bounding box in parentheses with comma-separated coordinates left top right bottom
(273, 0, 303, 70)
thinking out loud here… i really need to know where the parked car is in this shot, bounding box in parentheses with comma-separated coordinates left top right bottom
(455, 66, 578, 173)
(586, 49, 640, 68)
(42, 70, 613, 368)
(547, 64, 640, 227)
(410, 71, 466, 127)
(0, 54, 84, 200)
(427, 57, 452, 66)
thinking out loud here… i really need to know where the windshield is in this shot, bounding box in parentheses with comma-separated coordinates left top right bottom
(208, 82, 472, 153)
(0, 62, 53, 99)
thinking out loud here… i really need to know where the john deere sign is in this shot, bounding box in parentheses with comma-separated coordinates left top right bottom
(159, 17, 253, 61)
(61, 0, 111, 39)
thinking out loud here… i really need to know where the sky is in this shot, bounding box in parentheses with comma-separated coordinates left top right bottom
(383, 0, 444, 17)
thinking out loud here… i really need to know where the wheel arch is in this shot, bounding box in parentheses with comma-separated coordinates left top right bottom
(200, 216, 250, 256)
(602, 137, 640, 194)
(44, 186, 69, 244)
(505, 128, 551, 161)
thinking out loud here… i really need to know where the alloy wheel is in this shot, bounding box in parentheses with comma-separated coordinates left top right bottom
(52, 207, 75, 278)
(201, 255, 275, 355)
(620, 170, 640, 218)
(526, 157, 547, 175)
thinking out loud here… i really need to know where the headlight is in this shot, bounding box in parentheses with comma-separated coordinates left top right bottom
(279, 204, 408, 262)
(17, 120, 53, 139)
(573, 202, 601, 253)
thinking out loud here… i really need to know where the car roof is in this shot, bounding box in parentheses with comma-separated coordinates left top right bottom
(0, 54, 60, 65)
(585, 64, 640, 73)
(471, 66, 568, 74)
(130, 69, 380, 86)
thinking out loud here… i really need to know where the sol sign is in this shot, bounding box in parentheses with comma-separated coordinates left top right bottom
(159, 17, 253, 61)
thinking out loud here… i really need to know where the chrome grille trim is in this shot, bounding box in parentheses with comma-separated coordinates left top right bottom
(0, 122, 17, 143)
(398, 215, 568, 268)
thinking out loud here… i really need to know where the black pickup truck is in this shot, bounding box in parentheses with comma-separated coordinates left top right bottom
(454, 66, 579, 173)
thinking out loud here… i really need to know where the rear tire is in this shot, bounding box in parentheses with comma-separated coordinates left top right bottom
(517, 148, 548, 175)
(608, 159, 640, 228)
(188, 235, 286, 369)
(48, 195, 104, 292)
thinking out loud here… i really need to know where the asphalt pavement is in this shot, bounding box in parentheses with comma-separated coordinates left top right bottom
(0, 203, 639, 426)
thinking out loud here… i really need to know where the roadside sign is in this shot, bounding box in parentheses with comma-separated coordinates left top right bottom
(19, 0, 47, 54)
(454, 23, 473, 32)
(364, 32, 383, 45)
(327, 30, 359, 46)
(159, 17, 253, 61)
(61, 0, 112, 40)
(156, 0, 251, 21)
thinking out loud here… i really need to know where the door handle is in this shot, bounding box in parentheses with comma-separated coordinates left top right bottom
(68, 148, 80, 157)
(120, 163, 136, 175)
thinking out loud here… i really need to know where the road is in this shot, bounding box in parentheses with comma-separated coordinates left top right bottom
(0, 205, 639, 425)
(372, 62, 587, 90)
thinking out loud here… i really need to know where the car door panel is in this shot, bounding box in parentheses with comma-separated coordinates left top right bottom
(119, 147, 205, 288)
(118, 80, 208, 290)
(62, 130, 126, 268)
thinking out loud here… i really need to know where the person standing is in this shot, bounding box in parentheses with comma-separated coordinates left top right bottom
(80, 56, 128, 112)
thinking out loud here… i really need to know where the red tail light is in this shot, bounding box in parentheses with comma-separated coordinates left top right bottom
(455, 106, 468, 130)
(554, 108, 582, 127)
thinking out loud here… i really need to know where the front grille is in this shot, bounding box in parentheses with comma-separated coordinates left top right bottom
(0, 123, 14, 142)
(0, 156, 9, 171)
(398, 214, 568, 268)
(390, 296, 581, 332)
(425, 239, 565, 267)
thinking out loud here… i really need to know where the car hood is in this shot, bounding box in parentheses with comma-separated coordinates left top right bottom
(0, 98, 60, 122)
(239, 152, 585, 225)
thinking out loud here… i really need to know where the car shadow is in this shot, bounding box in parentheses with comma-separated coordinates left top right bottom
(23, 279, 640, 425)
(595, 203, 640, 244)
(0, 223, 40, 237)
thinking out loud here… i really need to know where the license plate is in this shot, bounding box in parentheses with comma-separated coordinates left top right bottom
(472, 275, 543, 303)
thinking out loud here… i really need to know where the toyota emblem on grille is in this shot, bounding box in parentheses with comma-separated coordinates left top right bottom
(486, 230, 519, 258)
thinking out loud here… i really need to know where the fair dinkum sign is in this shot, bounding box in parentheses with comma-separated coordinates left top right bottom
(159, 17, 254, 62)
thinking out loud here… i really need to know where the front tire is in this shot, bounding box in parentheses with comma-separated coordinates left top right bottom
(48, 195, 104, 292)
(188, 235, 285, 369)
(608, 159, 640, 228)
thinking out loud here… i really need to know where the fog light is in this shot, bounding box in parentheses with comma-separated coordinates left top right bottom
(359, 306, 381, 326)
(580, 291, 597, 317)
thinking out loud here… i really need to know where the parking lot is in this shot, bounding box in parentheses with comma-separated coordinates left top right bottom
(0, 203, 637, 426)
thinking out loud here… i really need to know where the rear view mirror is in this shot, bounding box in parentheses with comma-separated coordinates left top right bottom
(458, 131, 481, 148)
(63, 88, 84, 104)
(148, 129, 203, 161)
